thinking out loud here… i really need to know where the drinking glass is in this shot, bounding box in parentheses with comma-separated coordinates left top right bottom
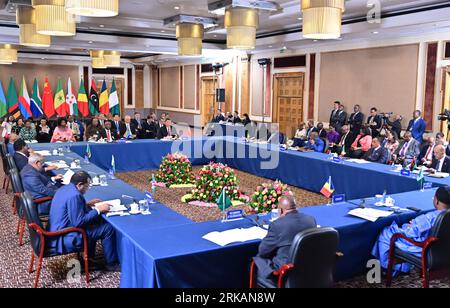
(99, 175, 108, 186)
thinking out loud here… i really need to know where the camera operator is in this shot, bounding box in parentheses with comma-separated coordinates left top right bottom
(383, 113, 402, 139)
(367, 108, 382, 138)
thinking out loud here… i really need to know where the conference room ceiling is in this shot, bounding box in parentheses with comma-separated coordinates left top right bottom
(0, 0, 449, 62)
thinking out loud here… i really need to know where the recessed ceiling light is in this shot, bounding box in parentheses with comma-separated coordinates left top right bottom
(174, 6, 180, 10)
(268, 45, 273, 48)
(88, 41, 93, 44)
(372, 31, 379, 34)
(161, 30, 165, 33)
(313, 40, 318, 42)
(297, 17, 303, 20)
(213, 35, 217, 38)
(99, 25, 105, 28)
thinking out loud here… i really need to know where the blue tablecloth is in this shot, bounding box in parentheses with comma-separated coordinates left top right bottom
(109, 189, 436, 288)
(30, 139, 449, 288)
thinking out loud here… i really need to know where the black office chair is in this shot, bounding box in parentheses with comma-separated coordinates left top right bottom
(20, 192, 90, 288)
(250, 227, 340, 288)
(0, 142, 11, 194)
(386, 210, 450, 288)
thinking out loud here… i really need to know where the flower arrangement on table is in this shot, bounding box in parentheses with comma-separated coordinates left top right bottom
(182, 162, 248, 207)
(246, 180, 293, 215)
(153, 152, 195, 188)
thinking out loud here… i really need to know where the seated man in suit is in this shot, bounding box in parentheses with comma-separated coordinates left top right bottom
(253, 195, 317, 285)
(131, 112, 144, 139)
(21, 153, 63, 215)
(372, 186, 450, 275)
(141, 115, 158, 139)
(13, 139, 31, 171)
(157, 118, 177, 139)
(112, 114, 124, 134)
(48, 171, 120, 272)
(394, 132, 420, 166)
(429, 145, 450, 174)
(364, 138, 388, 164)
(122, 115, 137, 139)
(330, 125, 355, 155)
(317, 122, 327, 139)
(418, 136, 436, 167)
(407, 110, 427, 144)
(303, 132, 325, 153)
(103, 121, 118, 143)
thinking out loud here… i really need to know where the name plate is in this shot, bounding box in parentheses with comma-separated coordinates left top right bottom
(225, 209, 244, 221)
(400, 169, 411, 177)
(332, 194, 346, 204)
(423, 182, 433, 190)
(332, 156, 341, 163)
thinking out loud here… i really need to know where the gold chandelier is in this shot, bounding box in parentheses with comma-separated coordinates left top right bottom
(65, 0, 119, 17)
(90, 50, 121, 68)
(0, 44, 18, 63)
(302, 0, 345, 39)
(32, 0, 76, 37)
(103, 50, 121, 67)
(16, 6, 51, 47)
(224, 7, 259, 50)
(176, 23, 204, 56)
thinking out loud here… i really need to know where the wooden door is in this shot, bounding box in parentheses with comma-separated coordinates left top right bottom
(273, 73, 305, 137)
(201, 77, 215, 127)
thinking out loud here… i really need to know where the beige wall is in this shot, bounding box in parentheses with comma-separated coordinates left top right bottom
(160, 66, 180, 108)
(183, 65, 197, 110)
(0, 63, 80, 97)
(251, 60, 264, 116)
(135, 66, 144, 109)
(318, 44, 419, 125)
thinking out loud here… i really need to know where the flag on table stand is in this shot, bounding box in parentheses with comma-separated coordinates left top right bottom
(18, 77, 32, 119)
(109, 155, 116, 179)
(417, 168, 425, 190)
(77, 79, 89, 117)
(6, 78, 21, 119)
(54, 79, 68, 117)
(89, 79, 99, 116)
(30, 78, 43, 118)
(66, 78, 78, 116)
(320, 176, 335, 199)
(217, 187, 232, 214)
(85, 144, 92, 163)
(0, 80, 7, 118)
(42, 77, 55, 118)
(99, 79, 110, 115)
(409, 157, 417, 172)
(109, 78, 120, 116)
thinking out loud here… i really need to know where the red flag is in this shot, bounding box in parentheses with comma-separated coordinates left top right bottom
(42, 77, 55, 118)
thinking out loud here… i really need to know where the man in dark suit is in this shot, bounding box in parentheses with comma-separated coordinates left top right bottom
(253, 195, 317, 284)
(317, 122, 327, 139)
(348, 104, 364, 134)
(48, 171, 120, 272)
(306, 119, 318, 140)
(21, 153, 63, 215)
(407, 110, 427, 144)
(394, 131, 421, 165)
(157, 118, 177, 139)
(367, 107, 382, 137)
(13, 139, 30, 171)
(112, 114, 124, 135)
(131, 112, 144, 139)
(104, 121, 118, 142)
(329, 101, 340, 128)
(335, 104, 347, 133)
(331, 125, 355, 154)
(364, 138, 388, 164)
(142, 115, 158, 139)
(122, 115, 137, 139)
(384, 114, 402, 139)
(418, 136, 436, 167)
(430, 145, 450, 173)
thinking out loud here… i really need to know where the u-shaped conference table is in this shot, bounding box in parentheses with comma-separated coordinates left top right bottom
(31, 136, 449, 288)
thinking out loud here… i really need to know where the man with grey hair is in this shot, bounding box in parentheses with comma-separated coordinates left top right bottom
(394, 131, 420, 165)
(20, 153, 63, 215)
(253, 195, 317, 285)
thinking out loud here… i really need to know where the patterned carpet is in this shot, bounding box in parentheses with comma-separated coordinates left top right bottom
(1, 166, 449, 288)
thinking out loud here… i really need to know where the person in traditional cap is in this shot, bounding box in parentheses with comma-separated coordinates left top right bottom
(372, 186, 450, 275)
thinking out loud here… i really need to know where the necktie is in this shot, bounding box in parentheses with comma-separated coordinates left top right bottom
(107, 130, 111, 142)
(400, 141, 409, 157)
(168, 126, 172, 136)
(127, 124, 131, 136)
(116, 122, 119, 130)
(425, 145, 433, 161)
(437, 160, 442, 172)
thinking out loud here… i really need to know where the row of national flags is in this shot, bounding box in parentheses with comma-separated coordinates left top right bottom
(0, 77, 120, 119)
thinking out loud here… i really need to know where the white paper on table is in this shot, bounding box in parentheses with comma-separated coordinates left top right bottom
(346, 159, 371, 164)
(427, 172, 450, 179)
(96, 199, 127, 213)
(348, 208, 394, 222)
(34, 150, 52, 157)
(48, 161, 70, 169)
(62, 169, 75, 185)
(202, 226, 268, 247)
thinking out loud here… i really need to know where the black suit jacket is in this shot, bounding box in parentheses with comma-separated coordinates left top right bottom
(157, 125, 177, 139)
(112, 121, 124, 134)
(104, 128, 119, 142)
(14, 152, 29, 172)
(253, 211, 317, 278)
(339, 131, 356, 149)
(418, 144, 435, 163)
(430, 157, 450, 173)
(141, 121, 158, 139)
(348, 112, 364, 134)
(86, 125, 106, 141)
(318, 128, 327, 139)
(121, 122, 137, 137)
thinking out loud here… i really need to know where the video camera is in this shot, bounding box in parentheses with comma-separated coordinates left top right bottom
(438, 109, 450, 122)
(380, 112, 394, 118)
